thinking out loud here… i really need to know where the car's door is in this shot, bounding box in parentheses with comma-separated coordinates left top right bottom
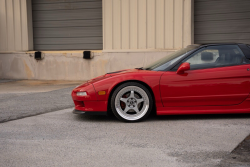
(160, 45, 250, 107)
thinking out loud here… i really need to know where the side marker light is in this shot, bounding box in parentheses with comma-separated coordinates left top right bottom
(98, 91, 106, 95)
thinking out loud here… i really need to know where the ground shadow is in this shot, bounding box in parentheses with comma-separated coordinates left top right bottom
(150, 113, 250, 122)
(73, 111, 250, 123)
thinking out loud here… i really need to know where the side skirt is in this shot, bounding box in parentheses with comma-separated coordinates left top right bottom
(157, 97, 250, 115)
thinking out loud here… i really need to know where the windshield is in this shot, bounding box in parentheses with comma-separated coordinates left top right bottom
(143, 45, 200, 71)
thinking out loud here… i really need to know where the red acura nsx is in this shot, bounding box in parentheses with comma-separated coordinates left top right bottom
(72, 43, 250, 122)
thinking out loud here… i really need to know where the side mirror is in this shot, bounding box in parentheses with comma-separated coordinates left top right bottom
(176, 62, 190, 74)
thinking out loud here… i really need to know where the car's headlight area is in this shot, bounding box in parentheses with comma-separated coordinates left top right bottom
(72, 83, 97, 101)
(76, 92, 87, 96)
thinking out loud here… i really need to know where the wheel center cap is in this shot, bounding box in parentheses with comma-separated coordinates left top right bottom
(127, 98, 137, 107)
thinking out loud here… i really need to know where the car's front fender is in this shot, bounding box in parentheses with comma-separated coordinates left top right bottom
(92, 70, 164, 108)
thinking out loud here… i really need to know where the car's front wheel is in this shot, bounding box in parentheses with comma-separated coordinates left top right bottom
(111, 82, 153, 122)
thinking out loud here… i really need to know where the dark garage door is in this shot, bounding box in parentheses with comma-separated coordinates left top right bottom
(32, 0, 102, 50)
(194, 0, 250, 44)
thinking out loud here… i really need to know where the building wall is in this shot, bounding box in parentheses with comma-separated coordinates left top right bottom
(0, 0, 193, 80)
(0, 0, 193, 52)
(0, 0, 33, 52)
(103, 0, 193, 51)
(0, 51, 173, 80)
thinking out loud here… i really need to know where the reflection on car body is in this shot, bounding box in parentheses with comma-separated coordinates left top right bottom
(72, 43, 250, 122)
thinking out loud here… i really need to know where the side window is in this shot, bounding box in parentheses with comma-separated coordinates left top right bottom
(181, 45, 245, 70)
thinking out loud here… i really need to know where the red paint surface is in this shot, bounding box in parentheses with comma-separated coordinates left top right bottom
(72, 66, 250, 115)
(160, 64, 250, 107)
(157, 96, 250, 115)
(176, 62, 190, 74)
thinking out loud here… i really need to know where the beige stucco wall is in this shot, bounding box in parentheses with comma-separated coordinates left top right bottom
(0, 0, 33, 52)
(103, 0, 193, 51)
(0, 51, 174, 80)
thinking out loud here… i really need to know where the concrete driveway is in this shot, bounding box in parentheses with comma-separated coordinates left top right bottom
(0, 80, 82, 122)
(0, 108, 250, 167)
(0, 79, 249, 167)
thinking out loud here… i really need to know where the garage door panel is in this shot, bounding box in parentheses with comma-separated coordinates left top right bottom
(34, 37, 102, 45)
(33, 9, 102, 21)
(195, 25, 250, 35)
(34, 44, 103, 50)
(32, 0, 101, 4)
(195, 33, 250, 41)
(195, 39, 250, 45)
(194, 19, 250, 35)
(194, 27, 250, 35)
(195, 19, 250, 28)
(195, 0, 250, 15)
(32, 1, 101, 11)
(34, 27, 102, 38)
(194, 12, 250, 22)
(33, 19, 102, 28)
(194, 0, 250, 44)
(32, 0, 102, 50)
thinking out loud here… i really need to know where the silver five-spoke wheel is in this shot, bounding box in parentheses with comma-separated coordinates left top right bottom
(111, 82, 153, 122)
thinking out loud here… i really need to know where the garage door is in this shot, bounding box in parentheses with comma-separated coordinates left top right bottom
(32, 0, 102, 50)
(194, 0, 250, 44)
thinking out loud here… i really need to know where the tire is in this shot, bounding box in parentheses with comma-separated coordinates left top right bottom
(111, 82, 153, 122)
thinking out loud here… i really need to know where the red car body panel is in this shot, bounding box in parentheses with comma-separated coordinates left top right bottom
(157, 95, 250, 115)
(72, 69, 164, 112)
(160, 64, 250, 107)
(72, 82, 97, 101)
(72, 45, 250, 115)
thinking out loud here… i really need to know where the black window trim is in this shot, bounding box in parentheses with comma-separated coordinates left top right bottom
(239, 44, 250, 59)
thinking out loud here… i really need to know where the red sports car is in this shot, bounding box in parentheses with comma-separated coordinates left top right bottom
(72, 43, 250, 122)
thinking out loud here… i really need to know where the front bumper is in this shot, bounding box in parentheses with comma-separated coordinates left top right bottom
(73, 109, 107, 115)
(72, 81, 108, 113)
(73, 100, 108, 112)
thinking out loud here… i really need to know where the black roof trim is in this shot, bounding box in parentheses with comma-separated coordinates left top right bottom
(238, 44, 250, 59)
